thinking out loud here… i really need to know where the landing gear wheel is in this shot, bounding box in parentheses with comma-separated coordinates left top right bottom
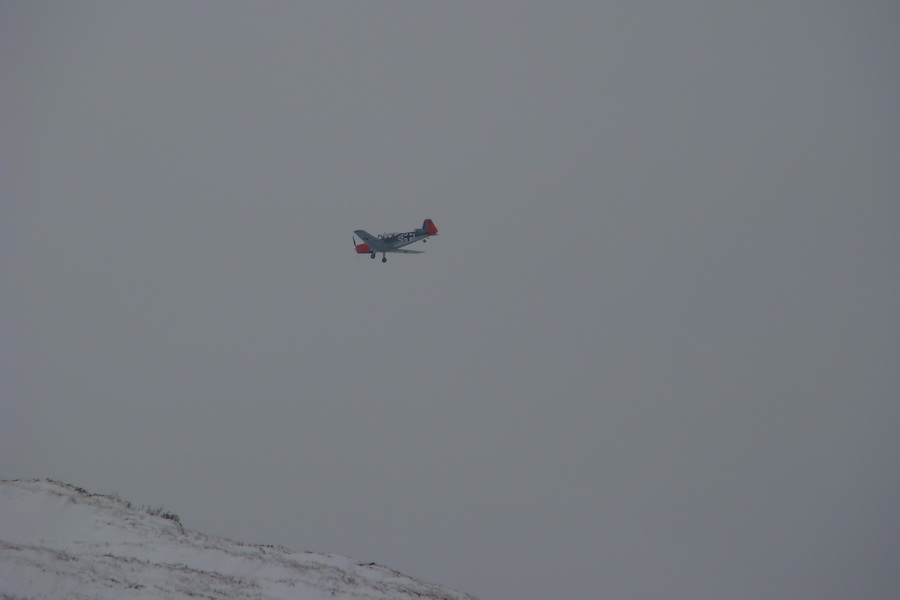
(370, 253, 376, 259)
(381, 257, 387, 263)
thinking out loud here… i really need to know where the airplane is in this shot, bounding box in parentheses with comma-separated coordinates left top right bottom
(353, 219, 438, 263)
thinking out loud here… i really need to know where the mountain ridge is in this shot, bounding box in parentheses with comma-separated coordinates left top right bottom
(0, 479, 479, 600)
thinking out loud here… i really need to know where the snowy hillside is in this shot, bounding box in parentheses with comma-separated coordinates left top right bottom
(0, 479, 478, 600)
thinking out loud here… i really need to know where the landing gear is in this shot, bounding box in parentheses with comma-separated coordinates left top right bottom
(381, 256, 387, 263)
(370, 253, 376, 259)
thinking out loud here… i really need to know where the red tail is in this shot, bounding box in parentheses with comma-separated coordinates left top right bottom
(423, 219, 438, 236)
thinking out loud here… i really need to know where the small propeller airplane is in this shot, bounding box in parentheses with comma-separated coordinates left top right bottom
(353, 219, 438, 263)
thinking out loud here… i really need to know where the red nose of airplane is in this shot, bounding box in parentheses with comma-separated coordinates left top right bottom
(355, 243, 372, 254)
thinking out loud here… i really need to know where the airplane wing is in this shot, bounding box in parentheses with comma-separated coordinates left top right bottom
(354, 230, 390, 252)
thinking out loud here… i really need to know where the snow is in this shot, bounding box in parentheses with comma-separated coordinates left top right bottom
(0, 479, 478, 600)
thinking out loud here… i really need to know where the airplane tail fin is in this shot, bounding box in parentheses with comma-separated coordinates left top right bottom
(423, 219, 438, 236)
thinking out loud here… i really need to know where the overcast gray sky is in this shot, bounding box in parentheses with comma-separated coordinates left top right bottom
(2, 3, 899, 599)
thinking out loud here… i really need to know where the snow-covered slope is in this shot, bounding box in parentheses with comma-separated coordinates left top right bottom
(0, 479, 478, 600)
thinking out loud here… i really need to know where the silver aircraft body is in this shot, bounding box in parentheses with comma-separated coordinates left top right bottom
(354, 219, 438, 262)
